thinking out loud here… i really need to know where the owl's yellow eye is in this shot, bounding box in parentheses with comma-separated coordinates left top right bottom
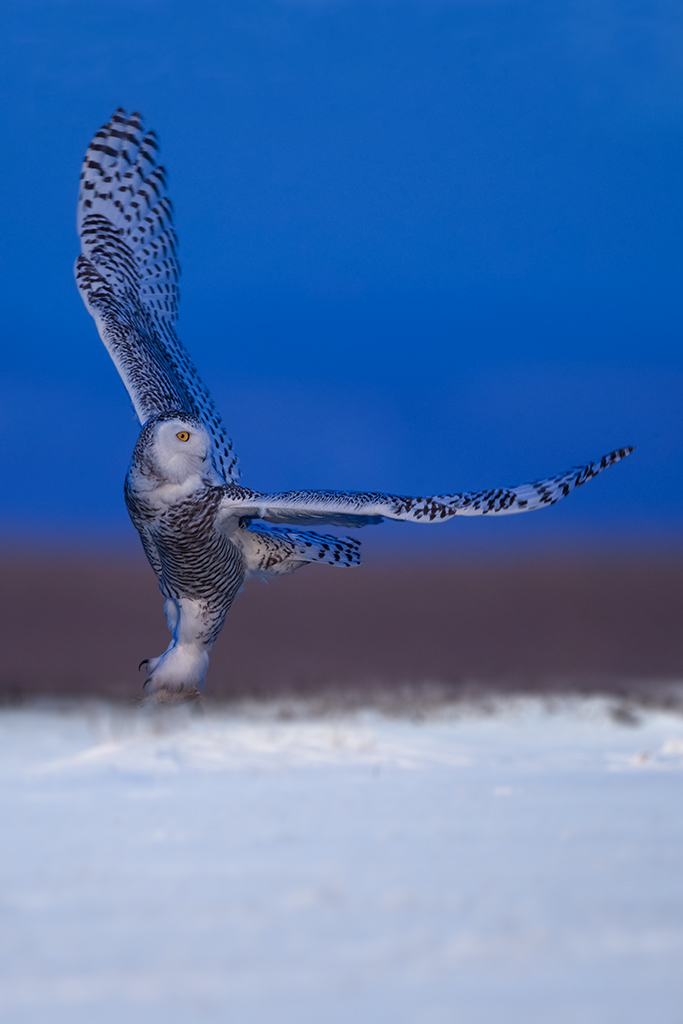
(176, 431, 190, 442)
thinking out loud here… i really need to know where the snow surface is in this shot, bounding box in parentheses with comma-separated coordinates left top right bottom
(1, 698, 682, 1024)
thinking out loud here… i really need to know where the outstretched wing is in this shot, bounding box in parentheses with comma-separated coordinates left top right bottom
(75, 108, 238, 482)
(220, 447, 632, 527)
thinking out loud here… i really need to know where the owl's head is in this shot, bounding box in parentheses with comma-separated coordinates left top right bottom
(132, 413, 223, 490)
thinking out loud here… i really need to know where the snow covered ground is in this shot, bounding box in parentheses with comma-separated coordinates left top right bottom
(1, 697, 682, 1024)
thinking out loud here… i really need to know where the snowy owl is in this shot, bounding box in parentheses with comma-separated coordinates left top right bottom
(76, 109, 632, 702)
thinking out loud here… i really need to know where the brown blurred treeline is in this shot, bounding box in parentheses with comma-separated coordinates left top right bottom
(1, 547, 681, 707)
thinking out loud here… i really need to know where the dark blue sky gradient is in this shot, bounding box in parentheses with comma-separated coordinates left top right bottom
(1, 0, 681, 550)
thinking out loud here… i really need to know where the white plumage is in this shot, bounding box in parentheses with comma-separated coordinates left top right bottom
(76, 109, 632, 701)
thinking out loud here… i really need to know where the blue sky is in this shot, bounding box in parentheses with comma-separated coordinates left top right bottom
(1, 0, 681, 549)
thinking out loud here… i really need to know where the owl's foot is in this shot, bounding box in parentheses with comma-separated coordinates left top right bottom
(139, 643, 209, 703)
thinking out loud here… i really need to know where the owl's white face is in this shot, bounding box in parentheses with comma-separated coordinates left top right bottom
(149, 418, 219, 487)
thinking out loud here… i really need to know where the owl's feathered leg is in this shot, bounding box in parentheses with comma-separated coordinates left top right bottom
(142, 597, 212, 702)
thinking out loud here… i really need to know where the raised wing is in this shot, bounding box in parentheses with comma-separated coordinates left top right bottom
(220, 447, 632, 527)
(75, 108, 238, 482)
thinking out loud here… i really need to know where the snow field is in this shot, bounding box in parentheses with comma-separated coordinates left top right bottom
(1, 697, 682, 1024)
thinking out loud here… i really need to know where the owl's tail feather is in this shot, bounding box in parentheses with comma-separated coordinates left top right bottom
(238, 520, 362, 576)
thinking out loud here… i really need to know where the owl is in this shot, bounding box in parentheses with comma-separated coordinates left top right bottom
(76, 110, 632, 702)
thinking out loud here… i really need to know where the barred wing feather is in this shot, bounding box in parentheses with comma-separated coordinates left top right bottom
(220, 447, 633, 528)
(75, 108, 238, 482)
